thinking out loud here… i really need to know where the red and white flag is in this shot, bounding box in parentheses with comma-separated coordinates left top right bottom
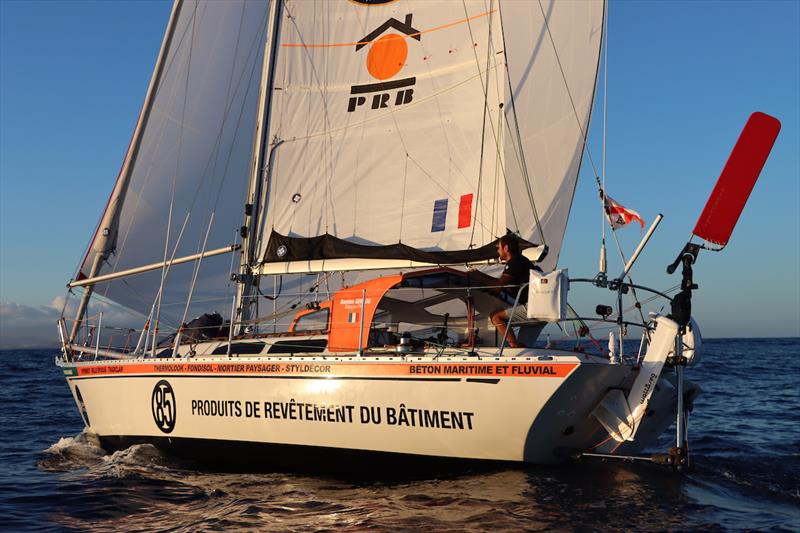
(604, 194, 644, 230)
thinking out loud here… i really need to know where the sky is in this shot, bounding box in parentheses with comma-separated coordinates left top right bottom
(0, 0, 798, 348)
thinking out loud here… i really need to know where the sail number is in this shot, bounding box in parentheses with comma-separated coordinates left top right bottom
(151, 380, 176, 434)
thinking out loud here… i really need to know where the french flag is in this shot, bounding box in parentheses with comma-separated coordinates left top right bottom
(431, 194, 473, 232)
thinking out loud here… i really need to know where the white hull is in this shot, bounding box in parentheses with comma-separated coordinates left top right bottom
(59, 351, 687, 466)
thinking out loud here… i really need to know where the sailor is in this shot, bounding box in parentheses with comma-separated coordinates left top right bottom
(489, 234, 541, 349)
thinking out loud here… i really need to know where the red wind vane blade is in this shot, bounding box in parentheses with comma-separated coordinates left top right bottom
(693, 112, 781, 247)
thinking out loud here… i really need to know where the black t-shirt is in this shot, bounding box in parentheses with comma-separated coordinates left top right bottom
(502, 254, 539, 304)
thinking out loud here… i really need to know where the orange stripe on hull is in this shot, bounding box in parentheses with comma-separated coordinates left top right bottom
(74, 361, 577, 379)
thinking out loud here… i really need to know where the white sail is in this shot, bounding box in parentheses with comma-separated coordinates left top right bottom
(255, 0, 603, 272)
(75, 0, 270, 322)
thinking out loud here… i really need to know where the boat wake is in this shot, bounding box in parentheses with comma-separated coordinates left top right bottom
(39, 430, 171, 477)
(39, 430, 106, 471)
(32, 432, 800, 532)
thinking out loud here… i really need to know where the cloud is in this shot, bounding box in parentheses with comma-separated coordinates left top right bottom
(0, 297, 142, 350)
(0, 301, 62, 349)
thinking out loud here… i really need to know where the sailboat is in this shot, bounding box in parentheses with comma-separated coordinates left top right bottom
(56, 0, 779, 469)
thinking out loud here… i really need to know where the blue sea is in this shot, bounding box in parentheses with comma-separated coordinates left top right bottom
(1, 339, 798, 532)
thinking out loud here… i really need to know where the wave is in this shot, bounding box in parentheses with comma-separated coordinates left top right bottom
(39, 431, 175, 478)
(38, 430, 106, 471)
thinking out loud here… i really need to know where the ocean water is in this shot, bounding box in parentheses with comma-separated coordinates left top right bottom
(1, 339, 798, 532)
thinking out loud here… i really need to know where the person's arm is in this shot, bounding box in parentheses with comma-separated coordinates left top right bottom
(494, 272, 514, 288)
(487, 272, 514, 295)
(466, 268, 510, 292)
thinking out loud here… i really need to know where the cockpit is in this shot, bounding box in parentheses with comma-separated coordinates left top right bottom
(290, 267, 545, 353)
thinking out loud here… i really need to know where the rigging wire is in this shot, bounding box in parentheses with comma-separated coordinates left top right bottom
(151, 212, 191, 345)
(398, 154, 409, 242)
(462, 1, 528, 245)
(536, 0, 605, 208)
(185, 7, 268, 322)
(177, 212, 216, 335)
(414, 18, 465, 193)
(497, 5, 547, 247)
(462, 0, 495, 248)
(598, 5, 650, 333)
(535, 0, 648, 327)
(153, 3, 199, 354)
(601, 0, 608, 259)
(491, 112, 503, 239)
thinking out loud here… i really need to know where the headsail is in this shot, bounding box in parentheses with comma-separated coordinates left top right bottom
(75, 0, 270, 323)
(254, 0, 603, 273)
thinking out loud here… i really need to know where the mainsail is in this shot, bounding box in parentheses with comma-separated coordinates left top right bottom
(253, 0, 603, 273)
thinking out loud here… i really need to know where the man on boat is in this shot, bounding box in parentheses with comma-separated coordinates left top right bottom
(489, 234, 540, 349)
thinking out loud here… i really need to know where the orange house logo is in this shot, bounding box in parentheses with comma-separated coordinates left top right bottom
(347, 14, 420, 113)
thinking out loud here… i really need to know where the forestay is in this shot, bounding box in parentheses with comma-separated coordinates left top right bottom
(255, 0, 603, 273)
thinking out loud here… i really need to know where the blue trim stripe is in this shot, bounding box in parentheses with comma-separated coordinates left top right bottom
(431, 199, 447, 232)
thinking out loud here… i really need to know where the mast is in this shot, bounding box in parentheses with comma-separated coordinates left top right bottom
(235, 0, 284, 333)
(69, 0, 183, 343)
